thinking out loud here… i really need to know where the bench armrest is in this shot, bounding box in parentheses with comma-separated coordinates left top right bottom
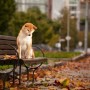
(33, 45, 45, 57)
(7, 44, 19, 59)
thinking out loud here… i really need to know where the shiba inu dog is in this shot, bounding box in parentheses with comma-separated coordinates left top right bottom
(17, 23, 37, 59)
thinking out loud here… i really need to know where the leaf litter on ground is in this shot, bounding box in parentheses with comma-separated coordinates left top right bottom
(0, 56, 90, 90)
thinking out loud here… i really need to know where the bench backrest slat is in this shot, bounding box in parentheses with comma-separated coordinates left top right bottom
(0, 50, 16, 55)
(0, 35, 16, 40)
(0, 35, 17, 56)
(0, 40, 16, 45)
(0, 45, 16, 50)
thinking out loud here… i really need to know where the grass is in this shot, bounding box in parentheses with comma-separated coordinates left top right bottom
(35, 51, 81, 58)
(0, 65, 13, 70)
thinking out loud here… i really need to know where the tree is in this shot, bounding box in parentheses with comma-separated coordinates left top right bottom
(70, 18, 78, 49)
(77, 31, 84, 47)
(88, 32, 90, 48)
(0, 0, 16, 34)
(8, 7, 60, 46)
(60, 7, 78, 50)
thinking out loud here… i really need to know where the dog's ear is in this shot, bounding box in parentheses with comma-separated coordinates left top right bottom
(33, 25, 37, 30)
(23, 23, 37, 30)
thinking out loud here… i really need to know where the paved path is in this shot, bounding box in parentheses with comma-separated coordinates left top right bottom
(19, 56, 90, 90)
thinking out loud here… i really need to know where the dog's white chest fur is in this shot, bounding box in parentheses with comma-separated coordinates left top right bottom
(17, 35, 34, 59)
(20, 36, 32, 50)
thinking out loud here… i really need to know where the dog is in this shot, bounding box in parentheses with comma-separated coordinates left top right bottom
(17, 23, 37, 59)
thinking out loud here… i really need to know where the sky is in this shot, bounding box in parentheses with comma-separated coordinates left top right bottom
(52, 0, 65, 19)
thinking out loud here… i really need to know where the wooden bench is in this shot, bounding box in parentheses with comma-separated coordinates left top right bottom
(0, 35, 47, 89)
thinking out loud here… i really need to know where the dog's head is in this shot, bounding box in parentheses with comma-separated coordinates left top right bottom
(22, 23, 37, 36)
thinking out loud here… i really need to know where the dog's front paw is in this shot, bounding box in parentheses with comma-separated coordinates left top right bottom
(26, 56, 32, 59)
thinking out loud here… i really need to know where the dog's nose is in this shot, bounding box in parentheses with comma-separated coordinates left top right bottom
(28, 34, 31, 36)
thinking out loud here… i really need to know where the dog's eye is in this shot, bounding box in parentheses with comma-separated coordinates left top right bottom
(25, 25, 28, 27)
(27, 30, 29, 32)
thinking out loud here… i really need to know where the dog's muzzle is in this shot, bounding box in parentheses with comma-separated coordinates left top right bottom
(28, 34, 31, 36)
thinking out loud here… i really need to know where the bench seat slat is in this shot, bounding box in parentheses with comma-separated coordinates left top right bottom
(22, 57, 47, 64)
(0, 59, 18, 65)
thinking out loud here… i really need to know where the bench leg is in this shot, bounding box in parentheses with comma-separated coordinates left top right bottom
(26, 67, 29, 81)
(32, 69, 36, 85)
(26, 68, 35, 86)
(26, 63, 42, 86)
(3, 76, 5, 90)
(26, 67, 35, 85)
(32, 63, 42, 85)
(2, 74, 7, 90)
(13, 65, 15, 85)
(19, 64, 21, 85)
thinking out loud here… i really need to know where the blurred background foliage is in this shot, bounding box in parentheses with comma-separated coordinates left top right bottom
(0, 0, 90, 49)
(0, 0, 16, 34)
(8, 7, 60, 46)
